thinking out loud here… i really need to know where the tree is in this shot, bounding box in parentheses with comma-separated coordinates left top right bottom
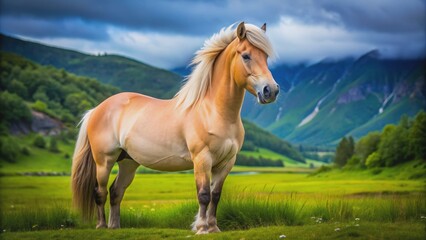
(348, 136, 355, 157)
(355, 131, 381, 167)
(409, 111, 426, 160)
(65, 93, 92, 115)
(365, 152, 382, 168)
(0, 136, 20, 163)
(0, 91, 32, 127)
(7, 79, 28, 99)
(377, 121, 411, 167)
(49, 137, 60, 153)
(334, 137, 353, 167)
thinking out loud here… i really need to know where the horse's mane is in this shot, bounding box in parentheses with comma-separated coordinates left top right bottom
(174, 23, 275, 110)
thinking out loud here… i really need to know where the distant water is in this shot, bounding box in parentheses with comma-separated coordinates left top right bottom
(229, 171, 259, 175)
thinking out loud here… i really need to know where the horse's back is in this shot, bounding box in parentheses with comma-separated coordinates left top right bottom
(87, 92, 160, 154)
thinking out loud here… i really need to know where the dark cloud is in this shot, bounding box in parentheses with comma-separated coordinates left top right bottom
(320, 0, 426, 33)
(0, 16, 108, 40)
(0, 0, 424, 68)
(1, 0, 424, 36)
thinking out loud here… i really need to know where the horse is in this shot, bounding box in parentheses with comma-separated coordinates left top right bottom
(71, 22, 279, 234)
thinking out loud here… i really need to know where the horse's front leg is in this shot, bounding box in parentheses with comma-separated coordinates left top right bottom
(191, 150, 212, 234)
(207, 156, 236, 233)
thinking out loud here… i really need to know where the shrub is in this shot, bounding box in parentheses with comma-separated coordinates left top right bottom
(0, 136, 20, 163)
(31, 100, 48, 112)
(48, 137, 60, 153)
(311, 165, 332, 175)
(365, 152, 382, 168)
(346, 155, 361, 166)
(21, 146, 31, 156)
(33, 135, 46, 149)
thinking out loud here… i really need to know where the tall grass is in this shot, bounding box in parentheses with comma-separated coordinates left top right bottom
(0, 204, 77, 231)
(1, 193, 425, 232)
(218, 190, 304, 229)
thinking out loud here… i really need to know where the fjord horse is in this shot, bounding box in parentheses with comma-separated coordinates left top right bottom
(72, 22, 279, 234)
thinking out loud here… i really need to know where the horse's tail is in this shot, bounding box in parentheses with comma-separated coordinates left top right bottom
(71, 109, 97, 220)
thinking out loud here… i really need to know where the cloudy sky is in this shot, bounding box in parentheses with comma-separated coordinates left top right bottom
(0, 0, 425, 69)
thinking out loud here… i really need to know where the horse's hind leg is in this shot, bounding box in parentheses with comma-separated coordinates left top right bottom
(108, 158, 139, 229)
(93, 153, 117, 229)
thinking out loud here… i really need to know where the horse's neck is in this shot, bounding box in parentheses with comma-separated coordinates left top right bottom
(206, 43, 245, 122)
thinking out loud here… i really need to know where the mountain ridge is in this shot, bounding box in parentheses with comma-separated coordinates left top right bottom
(0, 33, 182, 99)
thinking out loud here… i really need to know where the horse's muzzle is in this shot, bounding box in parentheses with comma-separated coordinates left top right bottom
(257, 84, 279, 104)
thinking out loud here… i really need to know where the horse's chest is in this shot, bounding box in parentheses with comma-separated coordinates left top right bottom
(207, 125, 243, 164)
(210, 138, 240, 164)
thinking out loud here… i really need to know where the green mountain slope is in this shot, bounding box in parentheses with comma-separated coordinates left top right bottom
(0, 34, 181, 98)
(242, 51, 426, 146)
(0, 51, 119, 125)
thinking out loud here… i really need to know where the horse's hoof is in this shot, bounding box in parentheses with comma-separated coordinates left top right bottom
(108, 224, 120, 229)
(196, 229, 209, 235)
(208, 226, 221, 233)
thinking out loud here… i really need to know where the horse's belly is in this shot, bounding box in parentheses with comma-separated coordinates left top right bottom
(126, 141, 193, 171)
(138, 155, 194, 171)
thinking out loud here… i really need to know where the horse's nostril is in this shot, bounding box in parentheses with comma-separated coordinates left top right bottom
(263, 86, 271, 98)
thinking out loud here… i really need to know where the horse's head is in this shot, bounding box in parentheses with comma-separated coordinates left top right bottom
(233, 22, 279, 104)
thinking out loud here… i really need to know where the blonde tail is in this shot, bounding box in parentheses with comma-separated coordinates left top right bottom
(71, 110, 96, 220)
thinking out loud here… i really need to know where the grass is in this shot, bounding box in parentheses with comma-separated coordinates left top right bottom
(1, 173, 425, 233)
(1, 188, 425, 232)
(0, 134, 74, 174)
(2, 173, 424, 208)
(2, 222, 425, 240)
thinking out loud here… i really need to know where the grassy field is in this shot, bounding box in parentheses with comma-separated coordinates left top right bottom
(1, 135, 425, 239)
(1, 168, 425, 239)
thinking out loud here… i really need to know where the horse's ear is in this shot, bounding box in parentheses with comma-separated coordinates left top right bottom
(261, 23, 266, 32)
(237, 22, 246, 40)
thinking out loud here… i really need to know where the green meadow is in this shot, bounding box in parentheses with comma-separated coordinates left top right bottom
(1, 135, 426, 239)
(1, 167, 425, 239)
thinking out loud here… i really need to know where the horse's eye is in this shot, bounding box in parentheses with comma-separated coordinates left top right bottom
(242, 54, 251, 61)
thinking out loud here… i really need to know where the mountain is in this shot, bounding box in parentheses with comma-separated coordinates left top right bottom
(242, 51, 426, 146)
(0, 34, 181, 99)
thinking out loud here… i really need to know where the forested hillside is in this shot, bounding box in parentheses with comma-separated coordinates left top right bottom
(0, 34, 181, 99)
(0, 52, 119, 128)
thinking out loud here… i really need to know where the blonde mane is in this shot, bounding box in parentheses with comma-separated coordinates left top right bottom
(174, 23, 275, 110)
